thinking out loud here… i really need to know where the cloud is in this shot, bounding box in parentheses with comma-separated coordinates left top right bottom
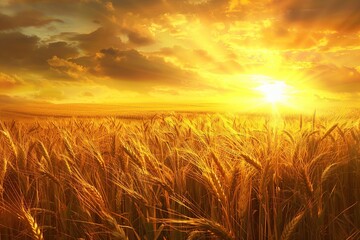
(82, 91, 94, 97)
(307, 64, 360, 93)
(0, 72, 23, 90)
(0, 31, 39, 67)
(7, 0, 230, 20)
(0, 94, 25, 104)
(33, 88, 65, 101)
(154, 45, 245, 74)
(260, 25, 320, 50)
(95, 48, 196, 85)
(0, 31, 78, 71)
(47, 56, 87, 79)
(9, 0, 75, 3)
(280, 0, 360, 32)
(122, 28, 155, 45)
(0, 10, 62, 30)
(69, 25, 155, 54)
(70, 27, 125, 53)
(34, 42, 79, 70)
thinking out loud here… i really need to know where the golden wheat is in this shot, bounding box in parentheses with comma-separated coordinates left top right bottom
(20, 204, 44, 240)
(0, 114, 358, 239)
(280, 211, 304, 240)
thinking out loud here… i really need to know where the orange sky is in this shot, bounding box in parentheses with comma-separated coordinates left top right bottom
(0, 0, 360, 111)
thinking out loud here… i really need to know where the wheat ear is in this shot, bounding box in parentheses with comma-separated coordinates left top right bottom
(20, 205, 44, 240)
(280, 211, 304, 240)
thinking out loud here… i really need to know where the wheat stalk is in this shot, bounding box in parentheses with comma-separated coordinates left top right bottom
(209, 171, 227, 204)
(0, 130, 18, 158)
(320, 123, 338, 142)
(239, 153, 262, 171)
(36, 140, 50, 163)
(210, 151, 227, 179)
(63, 135, 76, 159)
(187, 230, 206, 240)
(20, 205, 44, 240)
(122, 144, 144, 170)
(280, 211, 304, 240)
(300, 167, 313, 198)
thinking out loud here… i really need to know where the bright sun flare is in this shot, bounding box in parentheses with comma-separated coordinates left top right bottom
(256, 81, 288, 104)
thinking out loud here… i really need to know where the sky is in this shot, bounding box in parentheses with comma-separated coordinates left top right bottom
(0, 0, 360, 111)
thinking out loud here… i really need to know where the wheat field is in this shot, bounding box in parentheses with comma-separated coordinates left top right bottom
(0, 113, 359, 240)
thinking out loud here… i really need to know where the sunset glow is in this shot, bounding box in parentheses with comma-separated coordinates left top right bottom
(0, 0, 359, 111)
(257, 81, 288, 104)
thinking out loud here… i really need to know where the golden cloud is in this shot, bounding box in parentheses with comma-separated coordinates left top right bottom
(0, 10, 61, 30)
(307, 64, 360, 93)
(47, 56, 87, 79)
(0, 31, 78, 71)
(0, 72, 23, 90)
(94, 48, 197, 85)
(279, 0, 360, 32)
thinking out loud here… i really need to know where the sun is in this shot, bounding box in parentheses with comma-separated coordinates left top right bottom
(256, 81, 288, 104)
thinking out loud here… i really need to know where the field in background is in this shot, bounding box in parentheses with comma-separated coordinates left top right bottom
(3, 102, 357, 119)
(0, 103, 229, 119)
(0, 113, 359, 240)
